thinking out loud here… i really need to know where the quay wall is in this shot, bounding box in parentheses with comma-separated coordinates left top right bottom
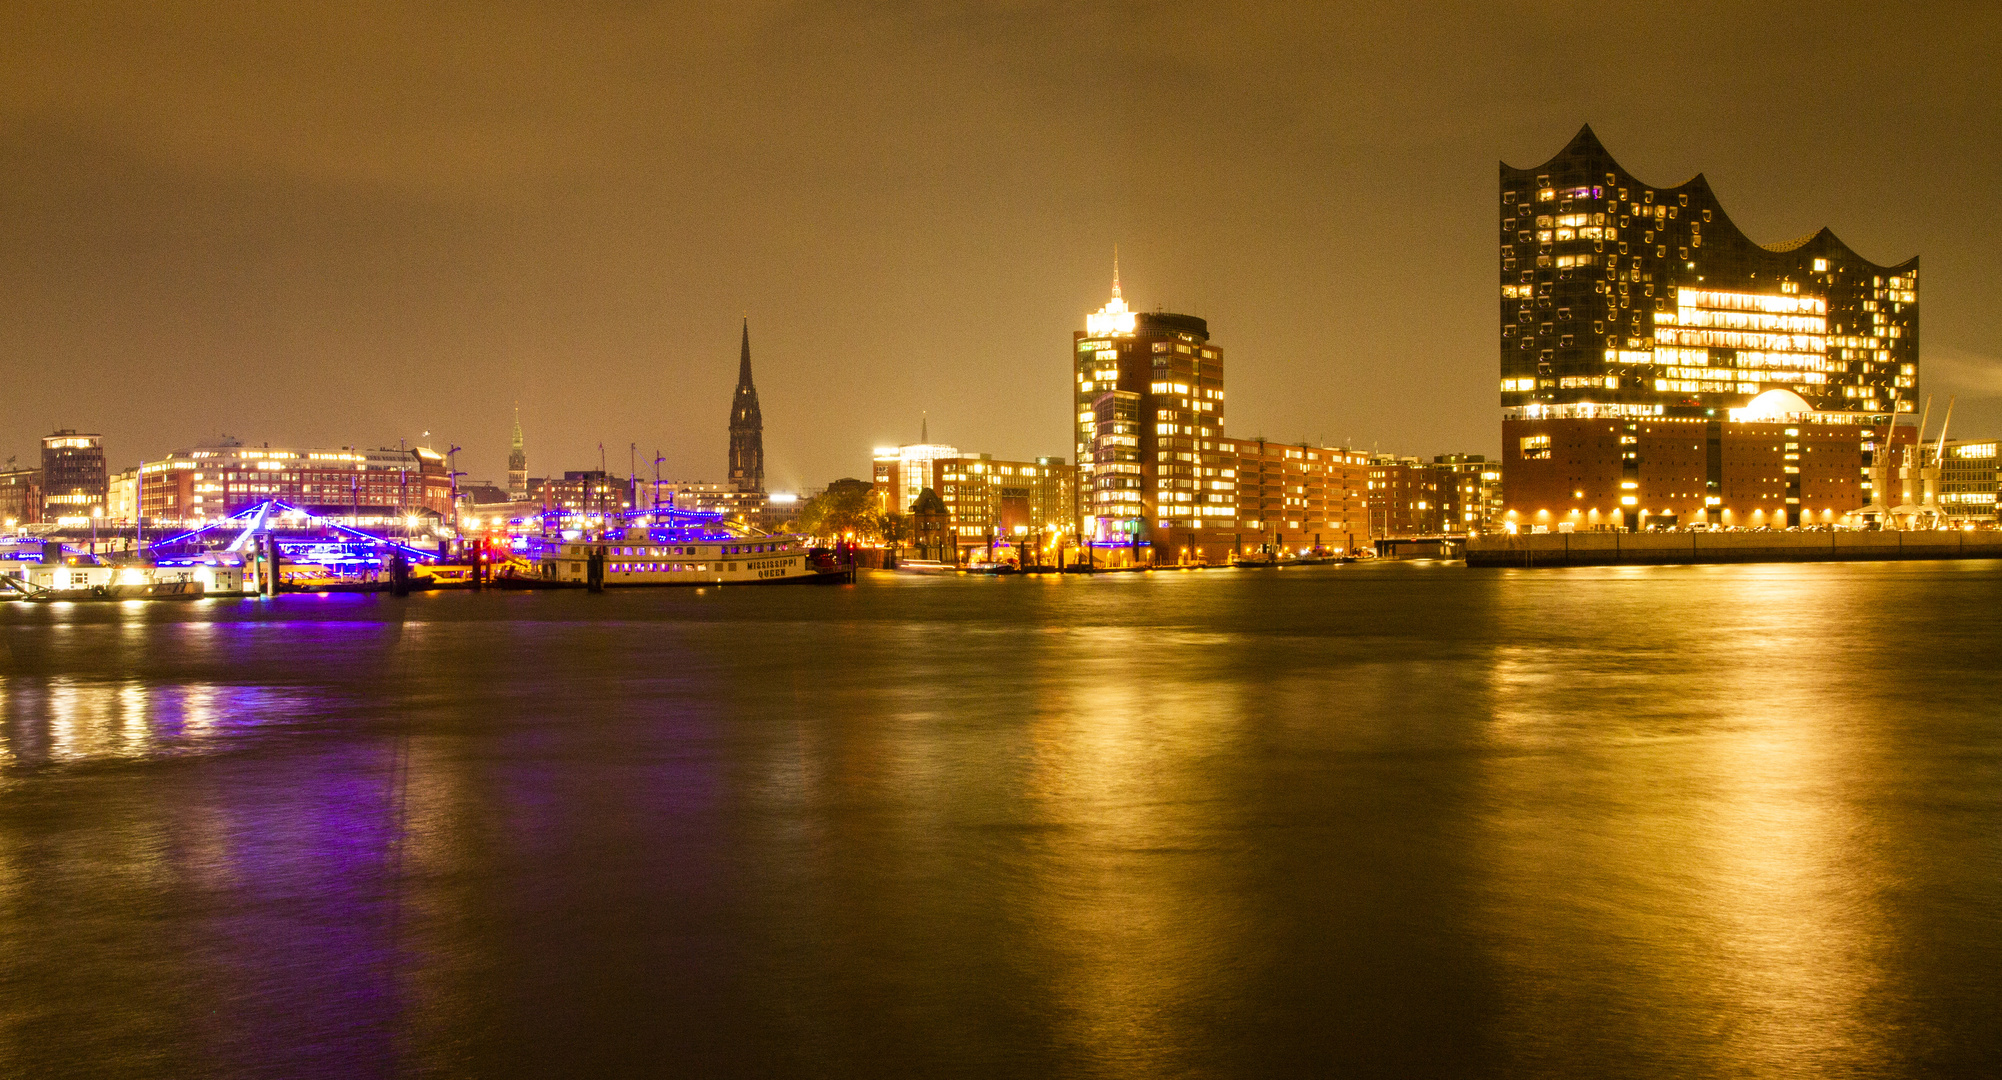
(1466, 530, 2002, 568)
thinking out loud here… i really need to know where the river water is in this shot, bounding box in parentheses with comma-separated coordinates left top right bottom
(2, 562, 1998, 1078)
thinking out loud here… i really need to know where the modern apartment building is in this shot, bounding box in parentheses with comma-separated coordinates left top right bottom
(1219, 439, 1371, 559)
(1433, 454, 1504, 534)
(1367, 457, 1443, 537)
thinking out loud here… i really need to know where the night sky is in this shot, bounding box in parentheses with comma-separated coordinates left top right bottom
(3, 3, 1997, 488)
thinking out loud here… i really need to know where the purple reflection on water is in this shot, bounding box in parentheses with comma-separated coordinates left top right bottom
(176, 742, 413, 1076)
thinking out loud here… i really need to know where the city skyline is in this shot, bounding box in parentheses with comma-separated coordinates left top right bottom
(2, 4, 1997, 487)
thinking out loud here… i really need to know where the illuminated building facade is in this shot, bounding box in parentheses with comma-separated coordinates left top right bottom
(1367, 457, 1444, 537)
(532, 471, 634, 517)
(1501, 125, 1916, 418)
(508, 408, 528, 499)
(1068, 263, 1374, 562)
(41, 430, 108, 521)
(108, 466, 140, 524)
(1502, 406, 1869, 530)
(931, 455, 1076, 561)
(0, 467, 42, 527)
(873, 446, 1076, 561)
(872, 442, 962, 514)
(1367, 455, 1504, 538)
(1433, 454, 1504, 534)
(651, 481, 780, 532)
(1499, 127, 1916, 529)
(141, 443, 454, 525)
(1939, 440, 1999, 524)
(1073, 264, 1233, 556)
(1219, 439, 1371, 559)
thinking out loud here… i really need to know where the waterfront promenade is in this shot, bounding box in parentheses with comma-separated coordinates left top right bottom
(1468, 529, 2002, 567)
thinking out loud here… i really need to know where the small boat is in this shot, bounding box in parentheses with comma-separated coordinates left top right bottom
(895, 559, 959, 574)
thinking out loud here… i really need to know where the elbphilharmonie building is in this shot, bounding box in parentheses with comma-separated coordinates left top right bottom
(1498, 127, 1920, 530)
(1500, 125, 1916, 419)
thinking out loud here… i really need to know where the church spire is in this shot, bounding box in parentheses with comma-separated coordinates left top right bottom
(729, 318, 765, 494)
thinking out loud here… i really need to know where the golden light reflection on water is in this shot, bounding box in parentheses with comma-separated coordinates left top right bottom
(1017, 622, 1251, 1078)
(1480, 566, 1896, 1073)
(3, 566, 1988, 1075)
(0, 675, 293, 775)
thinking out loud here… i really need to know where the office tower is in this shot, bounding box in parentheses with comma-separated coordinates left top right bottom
(1073, 259, 1230, 556)
(41, 430, 107, 520)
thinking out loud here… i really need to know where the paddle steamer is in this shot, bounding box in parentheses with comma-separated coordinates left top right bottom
(529, 510, 844, 587)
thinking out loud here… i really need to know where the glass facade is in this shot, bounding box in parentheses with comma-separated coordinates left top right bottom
(1500, 126, 1917, 421)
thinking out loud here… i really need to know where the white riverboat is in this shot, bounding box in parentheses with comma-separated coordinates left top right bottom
(530, 511, 847, 587)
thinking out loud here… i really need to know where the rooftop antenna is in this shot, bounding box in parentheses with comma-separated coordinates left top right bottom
(921, 412, 928, 444)
(1112, 245, 1121, 299)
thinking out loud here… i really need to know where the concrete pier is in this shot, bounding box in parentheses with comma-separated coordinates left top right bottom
(1466, 530, 2002, 567)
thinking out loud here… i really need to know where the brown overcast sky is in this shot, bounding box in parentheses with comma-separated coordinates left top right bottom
(2, 2, 1998, 486)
